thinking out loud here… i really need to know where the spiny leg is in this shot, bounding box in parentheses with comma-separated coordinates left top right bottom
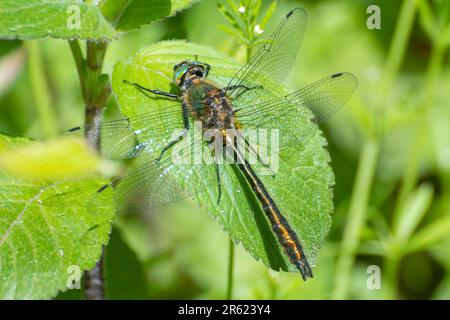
(156, 130, 187, 164)
(225, 84, 264, 101)
(224, 84, 263, 92)
(242, 136, 276, 178)
(156, 103, 190, 165)
(215, 163, 222, 205)
(123, 80, 180, 99)
(205, 135, 223, 205)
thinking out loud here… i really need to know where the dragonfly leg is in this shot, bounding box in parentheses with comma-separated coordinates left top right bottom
(242, 136, 276, 178)
(215, 163, 222, 205)
(227, 84, 264, 104)
(123, 80, 180, 99)
(204, 138, 223, 205)
(224, 84, 263, 92)
(155, 103, 190, 165)
(156, 130, 188, 165)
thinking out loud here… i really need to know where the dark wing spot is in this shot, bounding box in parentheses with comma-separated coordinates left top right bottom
(67, 126, 81, 132)
(287, 10, 294, 18)
(331, 72, 343, 79)
(86, 224, 100, 232)
(97, 184, 109, 193)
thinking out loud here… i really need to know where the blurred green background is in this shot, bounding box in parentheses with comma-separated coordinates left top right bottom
(0, 0, 449, 299)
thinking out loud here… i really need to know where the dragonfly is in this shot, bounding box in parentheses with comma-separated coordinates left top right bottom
(69, 7, 357, 280)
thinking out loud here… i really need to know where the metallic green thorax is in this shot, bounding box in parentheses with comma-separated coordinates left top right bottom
(186, 81, 217, 111)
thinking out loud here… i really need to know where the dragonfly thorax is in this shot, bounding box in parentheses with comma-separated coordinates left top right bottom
(175, 60, 236, 132)
(182, 78, 236, 133)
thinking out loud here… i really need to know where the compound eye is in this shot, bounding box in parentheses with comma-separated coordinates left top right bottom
(174, 61, 186, 70)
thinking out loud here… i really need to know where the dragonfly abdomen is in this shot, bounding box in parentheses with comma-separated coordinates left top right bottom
(237, 159, 313, 280)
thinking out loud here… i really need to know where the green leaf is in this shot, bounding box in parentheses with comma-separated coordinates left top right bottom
(0, 0, 116, 40)
(171, 0, 197, 13)
(224, 0, 240, 14)
(0, 134, 115, 299)
(392, 183, 434, 243)
(217, 24, 246, 43)
(418, 0, 437, 39)
(259, 1, 277, 30)
(111, 40, 333, 272)
(100, 0, 196, 31)
(407, 216, 450, 253)
(249, 0, 262, 25)
(217, 2, 241, 30)
(0, 137, 101, 181)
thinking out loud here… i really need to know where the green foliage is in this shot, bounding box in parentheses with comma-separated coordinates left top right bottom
(0, 0, 199, 300)
(111, 40, 334, 272)
(0, 0, 116, 40)
(104, 227, 148, 299)
(418, 0, 450, 43)
(216, 0, 277, 58)
(332, 0, 450, 299)
(100, 0, 196, 31)
(0, 0, 196, 40)
(365, 183, 450, 255)
(0, 137, 100, 181)
(0, 134, 114, 299)
(392, 184, 434, 244)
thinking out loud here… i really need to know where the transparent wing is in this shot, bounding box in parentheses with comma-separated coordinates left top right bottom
(290, 73, 358, 124)
(113, 157, 187, 213)
(65, 103, 187, 160)
(226, 7, 307, 103)
(111, 129, 219, 213)
(235, 73, 358, 150)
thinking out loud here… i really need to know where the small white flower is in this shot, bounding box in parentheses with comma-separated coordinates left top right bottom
(238, 6, 246, 13)
(254, 24, 264, 34)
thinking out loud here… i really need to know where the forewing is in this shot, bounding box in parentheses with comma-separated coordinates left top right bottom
(112, 132, 220, 213)
(113, 158, 186, 213)
(226, 7, 307, 103)
(287, 72, 358, 124)
(65, 103, 186, 160)
(235, 73, 358, 151)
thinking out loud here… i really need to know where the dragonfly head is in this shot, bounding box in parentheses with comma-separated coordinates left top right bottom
(173, 60, 210, 87)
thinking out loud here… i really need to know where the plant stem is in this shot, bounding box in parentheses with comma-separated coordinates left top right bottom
(84, 41, 109, 300)
(376, 0, 418, 135)
(246, 46, 252, 64)
(68, 40, 87, 101)
(26, 41, 58, 138)
(332, 140, 379, 299)
(378, 0, 418, 103)
(68, 39, 111, 300)
(424, 39, 446, 105)
(383, 249, 401, 299)
(84, 251, 105, 300)
(84, 41, 110, 148)
(226, 238, 235, 299)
